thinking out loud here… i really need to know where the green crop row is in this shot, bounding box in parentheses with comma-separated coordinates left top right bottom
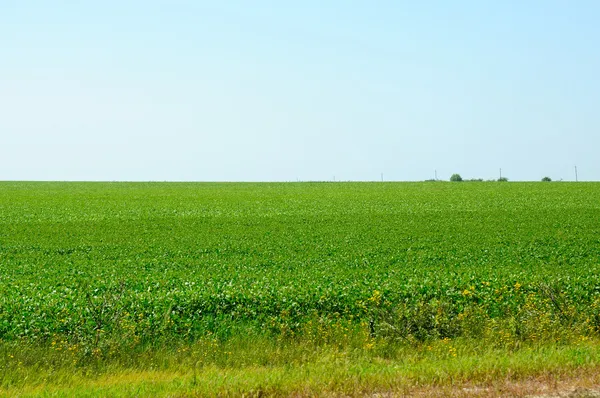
(1, 182, 599, 357)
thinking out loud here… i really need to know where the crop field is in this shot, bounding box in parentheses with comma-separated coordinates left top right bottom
(1, 181, 600, 396)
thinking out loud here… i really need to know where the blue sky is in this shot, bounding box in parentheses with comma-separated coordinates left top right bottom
(1, 1, 598, 181)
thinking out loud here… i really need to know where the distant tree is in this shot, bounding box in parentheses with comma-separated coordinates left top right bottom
(450, 174, 463, 182)
(542, 176, 552, 182)
(497, 177, 508, 182)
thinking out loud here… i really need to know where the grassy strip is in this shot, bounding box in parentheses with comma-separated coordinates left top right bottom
(2, 338, 600, 397)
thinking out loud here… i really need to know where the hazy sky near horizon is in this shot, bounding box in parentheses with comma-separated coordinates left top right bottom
(2, 1, 599, 181)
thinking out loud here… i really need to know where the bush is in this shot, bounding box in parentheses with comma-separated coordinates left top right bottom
(497, 177, 508, 182)
(542, 177, 552, 182)
(450, 174, 463, 182)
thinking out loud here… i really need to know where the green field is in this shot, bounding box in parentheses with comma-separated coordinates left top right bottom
(1, 181, 600, 396)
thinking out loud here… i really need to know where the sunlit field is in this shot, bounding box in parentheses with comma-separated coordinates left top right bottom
(2, 181, 600, 396)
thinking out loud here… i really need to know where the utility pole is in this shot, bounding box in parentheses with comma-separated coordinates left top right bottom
(575, 166, 578, 182)
(381, 173, 384, 182)
(435, 170, 438, 180)
(499, 168, 502, 180)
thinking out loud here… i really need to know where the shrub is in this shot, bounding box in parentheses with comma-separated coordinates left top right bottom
(497, 177, 508, 182)
(450, 174, 463, 182)
(542, 177, 552, 182)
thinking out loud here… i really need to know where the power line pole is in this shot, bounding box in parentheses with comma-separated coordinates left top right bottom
(575, 166, 578, 182)
(381, 173, 384, 182)
(435, 170, 438, 180)
(499, 168, 502, 180)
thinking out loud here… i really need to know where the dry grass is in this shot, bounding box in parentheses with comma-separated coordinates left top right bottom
(4, 346, 600, 397)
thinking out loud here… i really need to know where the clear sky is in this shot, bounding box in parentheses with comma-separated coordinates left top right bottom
(2, 1, 599, 181)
